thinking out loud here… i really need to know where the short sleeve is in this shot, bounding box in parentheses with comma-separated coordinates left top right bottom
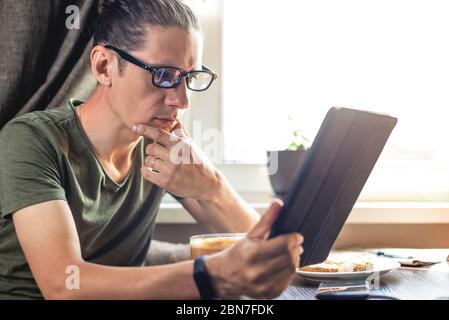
(0, 120, 67, 220)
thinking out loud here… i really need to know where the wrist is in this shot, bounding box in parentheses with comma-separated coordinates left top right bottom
(193, 256, 218, 300)
(201, 170, 226, 203)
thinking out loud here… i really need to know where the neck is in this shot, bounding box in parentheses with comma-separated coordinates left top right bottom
(76, 88, 141, 168)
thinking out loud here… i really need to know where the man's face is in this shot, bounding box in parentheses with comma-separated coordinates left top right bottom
(107, 26, 203, 133)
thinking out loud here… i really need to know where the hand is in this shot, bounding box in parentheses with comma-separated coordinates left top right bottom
(133, 121, 220, 200)
(205, 199, 304, 299)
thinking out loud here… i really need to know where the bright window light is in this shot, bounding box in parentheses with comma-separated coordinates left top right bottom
(223, 0, 449, 165)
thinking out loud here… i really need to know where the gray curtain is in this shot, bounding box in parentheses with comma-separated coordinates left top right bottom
(0, 0, 191, 265)
(0, 0, 97, 128)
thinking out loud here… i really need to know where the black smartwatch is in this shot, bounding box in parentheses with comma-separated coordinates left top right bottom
(193, 256, 218, 300)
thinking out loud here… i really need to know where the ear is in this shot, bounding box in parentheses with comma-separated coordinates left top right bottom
(90, 45, 115, 86)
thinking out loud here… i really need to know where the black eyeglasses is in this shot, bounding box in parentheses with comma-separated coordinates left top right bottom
(104, 45, 217, 92)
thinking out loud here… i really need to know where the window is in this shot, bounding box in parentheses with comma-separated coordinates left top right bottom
(221, 0, 449, 201)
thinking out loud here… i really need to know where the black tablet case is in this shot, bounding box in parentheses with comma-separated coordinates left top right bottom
(269, 107, 397, 267)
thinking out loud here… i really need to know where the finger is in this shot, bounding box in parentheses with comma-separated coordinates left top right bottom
(141, 165, 169, 186)
(144, 156, 170, 174)
(247, 198, 284, 239)
(145, 143, 171, 162)
(171, 119, 190, 138)
(253, 233, 303, 261)
(133, 124, 180, 147)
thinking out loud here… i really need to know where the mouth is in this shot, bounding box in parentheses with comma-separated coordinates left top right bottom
(151, 117, 179, 129)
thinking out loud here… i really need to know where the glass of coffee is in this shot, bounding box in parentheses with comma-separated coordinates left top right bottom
(190, 233, 245, 259)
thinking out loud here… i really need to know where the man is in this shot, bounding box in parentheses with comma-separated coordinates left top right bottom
(0, 0, 303, 299)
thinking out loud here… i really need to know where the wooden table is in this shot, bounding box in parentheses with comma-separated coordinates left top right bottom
(277, 258, 449, 300)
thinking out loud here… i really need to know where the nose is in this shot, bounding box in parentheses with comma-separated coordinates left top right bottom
(164, 80, 190, 110)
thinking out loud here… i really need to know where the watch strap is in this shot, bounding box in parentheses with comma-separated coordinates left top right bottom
(193, 256, 218, 300)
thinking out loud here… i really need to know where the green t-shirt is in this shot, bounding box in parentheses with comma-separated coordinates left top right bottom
(0, 99, 165, 299)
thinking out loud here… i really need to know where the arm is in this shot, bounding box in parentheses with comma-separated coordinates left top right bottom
(135, 123, 259, 233)
(178, 171, 260, 233)
(13, 200, 200, 300)
(14, 199, 302, 300)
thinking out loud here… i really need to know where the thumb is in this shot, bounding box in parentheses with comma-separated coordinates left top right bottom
(171, 119, 190, 138)
(247, 198, 284, 240)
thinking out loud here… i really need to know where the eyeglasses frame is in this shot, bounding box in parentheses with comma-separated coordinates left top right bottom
(104, 44, 217, 92)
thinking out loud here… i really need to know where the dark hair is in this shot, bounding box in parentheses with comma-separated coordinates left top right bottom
(94, 0, 200, 70)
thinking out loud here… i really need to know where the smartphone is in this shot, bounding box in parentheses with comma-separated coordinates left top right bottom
(316, 280, 371, 300)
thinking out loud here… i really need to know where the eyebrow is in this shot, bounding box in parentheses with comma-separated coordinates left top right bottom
(149, 63, 197, 71)
(127, 52, 199, 71)
(148, 61, 200, 72)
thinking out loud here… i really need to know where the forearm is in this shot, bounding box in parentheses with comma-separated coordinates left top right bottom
(50, 260, 200, 300)
(196, 171, 260, 233)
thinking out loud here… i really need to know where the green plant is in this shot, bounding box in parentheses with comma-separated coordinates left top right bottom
(286, 116, 310, 151)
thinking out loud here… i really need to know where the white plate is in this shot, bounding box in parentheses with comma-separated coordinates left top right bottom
(296, 258, 401, 283)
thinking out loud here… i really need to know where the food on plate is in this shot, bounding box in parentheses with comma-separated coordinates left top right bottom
(299, 256, 374, 273)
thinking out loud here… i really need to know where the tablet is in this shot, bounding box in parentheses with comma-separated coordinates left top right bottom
(268, 107, 397, 267)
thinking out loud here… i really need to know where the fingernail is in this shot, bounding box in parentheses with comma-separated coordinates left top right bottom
(132, 124, 139, 133)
